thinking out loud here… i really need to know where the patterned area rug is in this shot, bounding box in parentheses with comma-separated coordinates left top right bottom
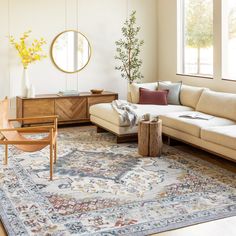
(0, 127, 235, 236)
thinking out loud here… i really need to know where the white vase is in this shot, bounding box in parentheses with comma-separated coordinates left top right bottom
(21, 68, 30, 97)
(27, 84, 36, 98)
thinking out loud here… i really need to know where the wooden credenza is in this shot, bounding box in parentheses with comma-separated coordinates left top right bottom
(16, 91, 118, 126)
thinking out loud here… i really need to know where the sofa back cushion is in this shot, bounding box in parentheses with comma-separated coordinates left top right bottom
(196, 90, 236, 121)
(180, 85, 206, 108)
(139, 88, 168, 105)
(130, 82, 158, 104)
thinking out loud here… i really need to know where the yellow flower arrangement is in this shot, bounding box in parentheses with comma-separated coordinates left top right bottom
(9, 30, 47, 69)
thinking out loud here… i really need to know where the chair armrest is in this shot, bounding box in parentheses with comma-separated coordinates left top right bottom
(8, 115, 59, 122)
(0, 125, 55, 132)
(0, 140, 50, 145)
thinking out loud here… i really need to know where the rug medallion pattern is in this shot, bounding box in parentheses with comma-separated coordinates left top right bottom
(0, 128, 235, 235)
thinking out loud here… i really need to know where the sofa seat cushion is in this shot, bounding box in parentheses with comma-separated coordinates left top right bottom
(201, 125, 236, 150)
(90, 103, 193, 127)
(160, 111, 236, 138)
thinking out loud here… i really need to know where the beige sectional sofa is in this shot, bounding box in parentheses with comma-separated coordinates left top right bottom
(90, 82, 236, 161)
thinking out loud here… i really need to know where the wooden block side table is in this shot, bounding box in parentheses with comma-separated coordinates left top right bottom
(138, 119, 163, 157)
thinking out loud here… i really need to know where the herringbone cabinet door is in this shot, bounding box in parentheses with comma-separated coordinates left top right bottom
(55, 98, 87, 121)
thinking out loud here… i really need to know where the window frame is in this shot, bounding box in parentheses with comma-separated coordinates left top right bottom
(177, 0, 214, 79)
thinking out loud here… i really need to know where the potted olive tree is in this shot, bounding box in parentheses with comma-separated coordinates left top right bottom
(115, 11, 144, 85)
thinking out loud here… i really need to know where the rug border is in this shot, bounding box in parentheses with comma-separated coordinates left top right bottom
(1, 204, 235, 236)
(0, 206, 19, 236)
(125, 211, 236, 236)
(91, 209, 236, 236)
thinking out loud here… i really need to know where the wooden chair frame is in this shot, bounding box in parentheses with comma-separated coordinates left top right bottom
(0, 115, 58, 180)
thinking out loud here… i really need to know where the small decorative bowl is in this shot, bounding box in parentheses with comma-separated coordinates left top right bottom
(90, 89, 104, 94)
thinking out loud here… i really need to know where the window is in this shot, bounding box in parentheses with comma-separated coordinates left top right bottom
(178, 0, 213, 77)
(222, 0, 236, 80)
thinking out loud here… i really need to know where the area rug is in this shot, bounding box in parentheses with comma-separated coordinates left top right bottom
(0, 127, 235, 236)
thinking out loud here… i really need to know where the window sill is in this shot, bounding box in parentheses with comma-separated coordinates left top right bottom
(222, 78, 236, 82)
(176, 73, 213, 80)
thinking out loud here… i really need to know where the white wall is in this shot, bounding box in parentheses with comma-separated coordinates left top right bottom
(0, 0, 158, 115)
(157, 0, 236, 94)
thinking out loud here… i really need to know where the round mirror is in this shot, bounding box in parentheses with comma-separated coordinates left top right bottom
(51, 30, 91, 73)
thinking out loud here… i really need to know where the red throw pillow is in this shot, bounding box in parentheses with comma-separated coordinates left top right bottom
(139, 87, 169, 105)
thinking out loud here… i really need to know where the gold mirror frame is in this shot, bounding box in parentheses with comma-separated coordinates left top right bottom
(50, 30, 92, 74)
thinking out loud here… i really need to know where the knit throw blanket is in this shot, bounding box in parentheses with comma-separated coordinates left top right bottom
(111, 100, 138, 127)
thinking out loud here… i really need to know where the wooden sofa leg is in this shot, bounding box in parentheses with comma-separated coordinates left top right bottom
(167, 136, 180, 146)
(167, 136, 176, 146)
(97, 126, 108, 133)
(116, 136, 124, 144)
(167, 136, 171, 146)
(116, 135, 138, 143)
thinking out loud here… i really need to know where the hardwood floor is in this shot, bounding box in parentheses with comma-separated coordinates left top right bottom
(155, 216, 236, 236)
(0, 222, 7, 236)
(0, 131, 235, 236)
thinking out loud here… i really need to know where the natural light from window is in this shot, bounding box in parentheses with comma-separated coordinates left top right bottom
(222, 0, 236, 80)
(178, 0, 213, 77)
